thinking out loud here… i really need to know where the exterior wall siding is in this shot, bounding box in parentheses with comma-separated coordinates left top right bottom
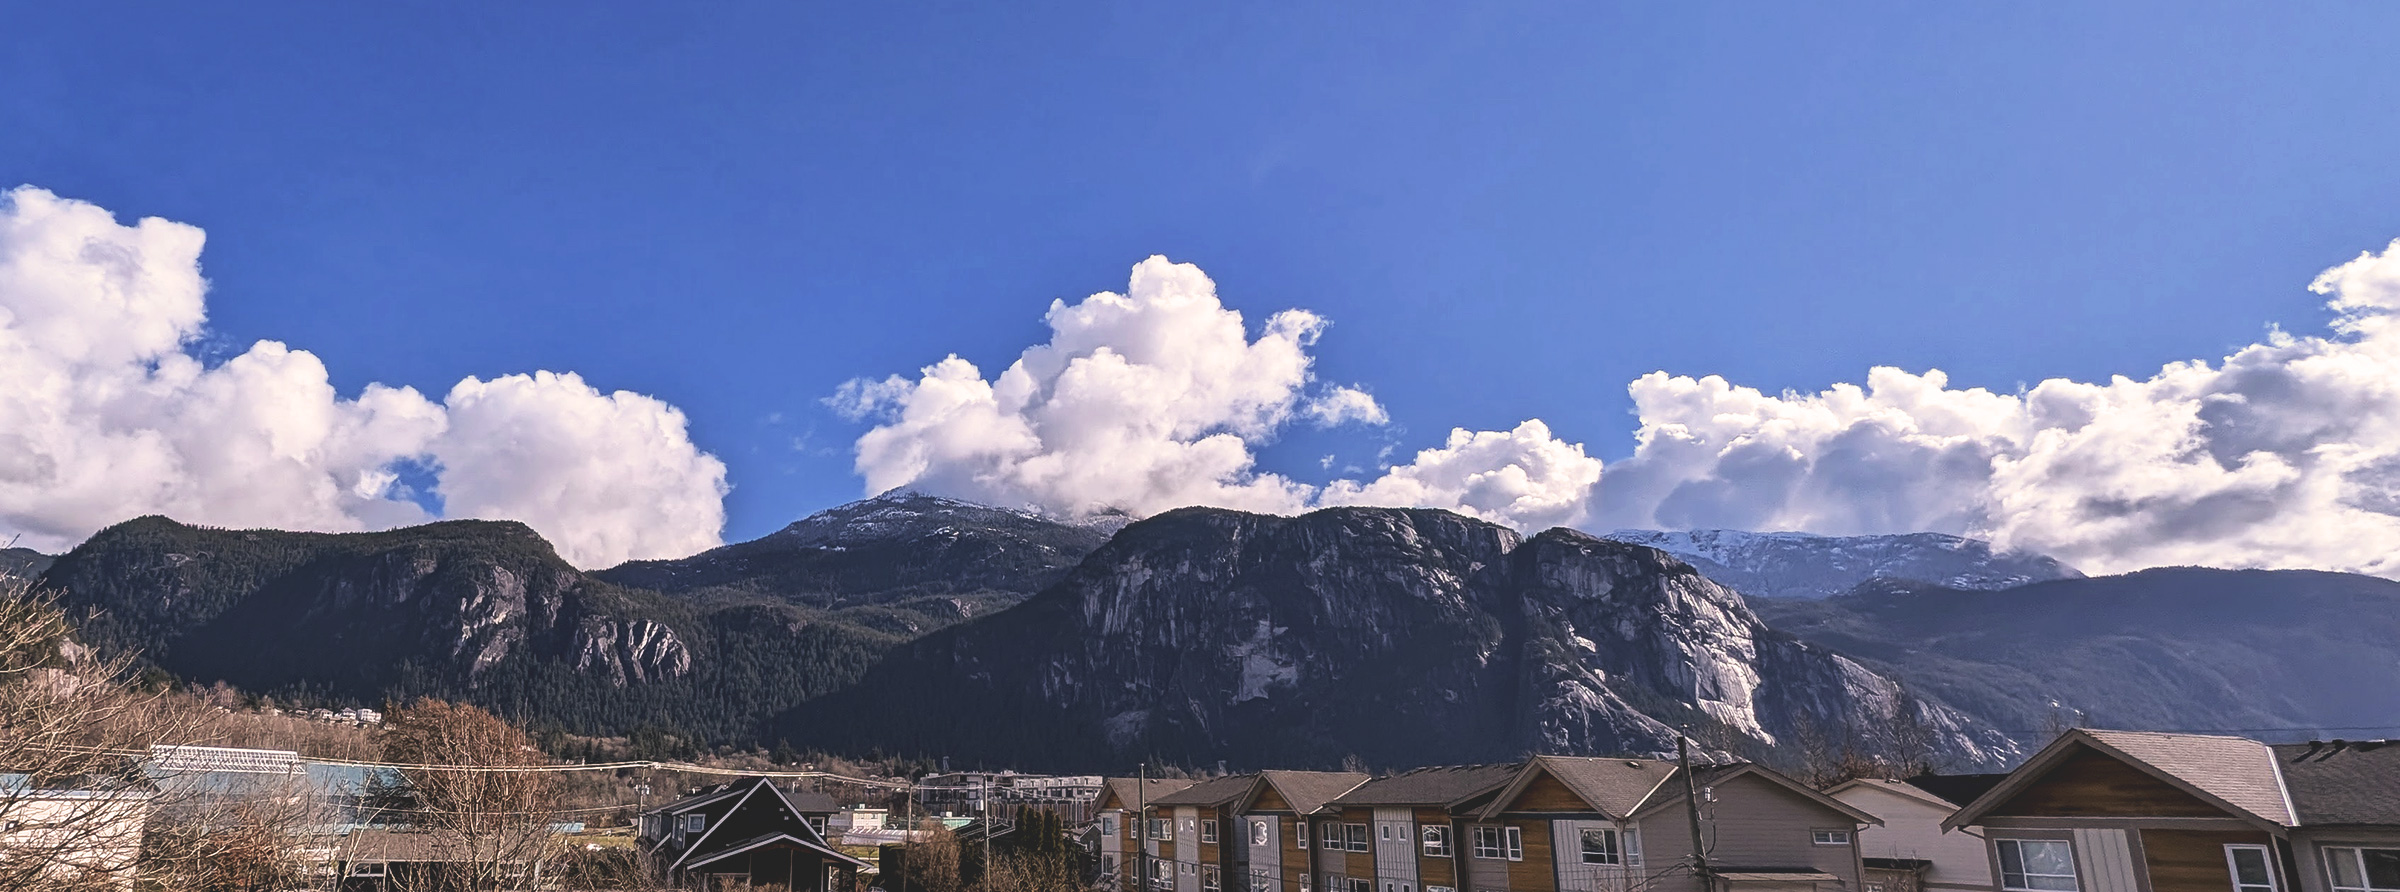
(2139, 829, 2281, 892)
(2071, 829, 2141, 892)
(2288, 829, 2400, 892)
(1833, 786, 1995, 892)
(1377, 808, 1422, 892)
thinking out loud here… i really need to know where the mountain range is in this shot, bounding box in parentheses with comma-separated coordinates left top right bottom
(21, 494, 2399, 770)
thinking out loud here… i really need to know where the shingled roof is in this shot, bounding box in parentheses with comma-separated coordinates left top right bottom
(1946, 729, 2296, 831)
(1100, 777, 1197, 811)
(2273, 740, 2400, 826)
(1248, 770, 1371, 815)
(1152, 774, 1258, 807)
(1330, 763, 1522, 808)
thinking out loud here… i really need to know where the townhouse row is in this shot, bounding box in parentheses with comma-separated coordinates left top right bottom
(1095, 756, 1879, 892)
(1091, 728, 2400, 892)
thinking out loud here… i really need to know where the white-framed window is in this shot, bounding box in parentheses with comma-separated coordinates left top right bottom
(1813, 829, 1852, 846)
(1185, 817, 1198, 834)
(1204, 820, 1220, 844)
(1322, 822, 1341, 850)
(1427, 886, 1456, 892)
(685, 813, 707, 834)
(1473, 826, 1504, 859)
(1301, 873, 1314, 892)
(1348, 879, 1370, 892)
(1205, 865, 1223, 892)
(1625, 828, 1643, 867)
(809, 816, 828, 836)
(1153, 818, 1175, 841)
(1252, 872, 1272, 892)
(1154, 859, 1175, 889)
(1104, 855, 1120, 875)
(1346, 823, 1370, 853)
(1253, 820, 1271, 846)
(1184, 862, 1198, 876)
(2326, 847, 2400, 892)
(1382, 824, 1393, 841)
(1298, 820, 1310, 849)
(1998, 839, 2079, 892)
(1582, 828, 1621, 865)
(1103, 814, 1120, 837)
(349, 861, 387, 877)
(2226, 845, 2278, 892)
(1421, 825, 1451, 857)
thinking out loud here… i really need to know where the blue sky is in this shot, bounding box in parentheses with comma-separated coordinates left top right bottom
(11, 3, 2400, 568)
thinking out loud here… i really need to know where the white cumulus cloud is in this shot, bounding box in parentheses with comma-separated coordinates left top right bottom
(0, 186, 725, 568)
(838, 255, 1604, 530)
(1594, 238, 2400, 577)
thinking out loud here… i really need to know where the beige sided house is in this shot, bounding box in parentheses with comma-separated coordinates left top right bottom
(1827, 777, 2006, 892)
(2274, 739, 2400, 892)
(1473, 756, 1879, 892)
(0, 780, 151, 891)
(1237, 770, 1375, 892)
(1101, 778, 1200, 892)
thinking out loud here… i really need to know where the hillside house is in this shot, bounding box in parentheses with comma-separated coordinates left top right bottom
(641, 776, 870, 891)
(1827, 776, 2004, 892)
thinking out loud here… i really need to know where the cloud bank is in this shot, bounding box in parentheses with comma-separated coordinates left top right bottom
(0, 187, 724, 568)
(834, 255, 1604, 530)
(845, 246, 2400, 578)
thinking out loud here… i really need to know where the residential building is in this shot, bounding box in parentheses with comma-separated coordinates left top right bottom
(1944, 730, 2300, 892)
(1235, 770, 1375, 892)
(1154, 775, 1265, 892)
(2276, 739, 2400, 892)
(1827, 776, 2004, 892)
(1322, 764, 1521, 892)
(640, 776, 870, 891)
(1099, 776, 1199, 891)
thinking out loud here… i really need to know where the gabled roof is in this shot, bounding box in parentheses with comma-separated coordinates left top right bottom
(682, 831, 871, 871)
(1477, 755, 1679, 820)
(787, 790, 840, 814)
(2273, 740, 2400, 826)
(1630, 764, 1880, 826)
(1099, 777, 1197, 811)
(1899, 773, 2008, 808)
(1329, 763, 1522, 809)
(1238, 770, 1371, 816)
(1152, 774, 1258, 808)
(667, 777, 845, 873)
(1826, 778, 1960, 813)
(659, 782, 748, 815)
(1944, 729, 2296, 832)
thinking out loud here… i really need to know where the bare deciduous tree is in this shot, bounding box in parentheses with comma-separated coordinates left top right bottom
(378, 697, 562, 891)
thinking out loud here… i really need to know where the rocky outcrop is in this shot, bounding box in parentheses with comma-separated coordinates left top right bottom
(1602, 529, 2082, 600)
(781, 506, 2020, 771)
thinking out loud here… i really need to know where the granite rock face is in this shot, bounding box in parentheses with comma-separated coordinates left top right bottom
(783, 506, 2019, 770)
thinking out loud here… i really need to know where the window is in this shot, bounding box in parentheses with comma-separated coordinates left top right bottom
(1185, 863, 1198, 876)
(1625, 828, 1643, 867)
(1104, 855, 1120, 874)
(1301, 874, 1313, 892)
(809, 816, 827, 836)
(1349, 879, 1371, 892)
(1298, 821, 1310, 849)
(1154, 859, 1175, 889)
(1473, 826, 1504, 860)
(1813, 829, 1852, 846)
(685, 814, 706, 834)
(1582, 828, 1621, 865)
(1428, 886, 1456, 892)
(349, 862, 387, 877)
(2326, 847, 2400, 892)
(1185, 817, 1198, 835)
(1322, 822, 1341, 850)
(1346, 823, 1370, 853)
(1382, 824, 1393, 841)
(1153, 818, 1175, 841)
(2226, 845, 2278, 892)
(1103, 814, 1120, 837)
(1998, 839, 2079, 892)
(1204, 820, 1220, 843)
(1253, 872, 1272, 892)
(1253, 820, 1271, 846)
(1205, 866, 1223, 892)
(1421, 825, 1451, 857)
(1503, 827, 1523, 861)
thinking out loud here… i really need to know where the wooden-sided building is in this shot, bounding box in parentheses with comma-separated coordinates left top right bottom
(1155, 776, 1269, 892)
(1236, 770, 1375, 892)
(1322, 763, 1523, 892)
(1943, 730, 2299, 892)
(1101, 777, 1200, 892)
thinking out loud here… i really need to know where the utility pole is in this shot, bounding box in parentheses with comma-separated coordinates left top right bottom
(1679, 727, 1713, 892)
(1137, 762, 1150, 892)
(983, 774, 994, 889)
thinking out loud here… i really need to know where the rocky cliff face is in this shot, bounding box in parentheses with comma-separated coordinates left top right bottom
(1602, 529, 2082, 600)
(781, 507, 2019, 771)
(41, 516, 697, 694)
